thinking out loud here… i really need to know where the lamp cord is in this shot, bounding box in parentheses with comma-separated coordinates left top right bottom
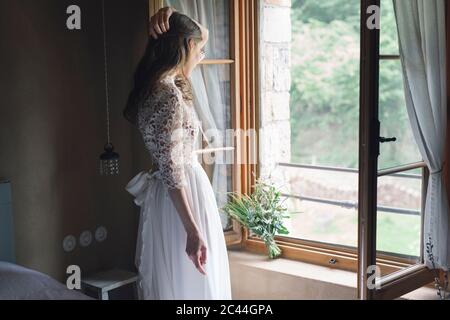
(101, 0, 111, 144)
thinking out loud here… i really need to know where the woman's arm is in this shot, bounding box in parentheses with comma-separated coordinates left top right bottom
(145, 84, 207, 275)
(168, 188, 207, 275)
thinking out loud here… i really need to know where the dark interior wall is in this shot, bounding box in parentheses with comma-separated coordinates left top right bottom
(0, 0, 151, 281)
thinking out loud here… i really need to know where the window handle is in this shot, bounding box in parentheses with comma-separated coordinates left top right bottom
(379, 136, 397, 143)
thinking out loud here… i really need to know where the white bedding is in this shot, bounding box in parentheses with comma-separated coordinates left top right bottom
(0, 261, 92, 300)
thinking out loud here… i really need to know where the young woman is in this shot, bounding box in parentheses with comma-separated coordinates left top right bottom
(124, 7, 232, 300)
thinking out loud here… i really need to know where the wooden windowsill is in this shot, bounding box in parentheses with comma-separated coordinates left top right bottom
(227, 247, 357, 299)
(228, 247, 356, 288)
(227, 248, 439, 300)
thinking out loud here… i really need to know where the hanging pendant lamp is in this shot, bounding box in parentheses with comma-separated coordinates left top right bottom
(99, 0, 120, 176)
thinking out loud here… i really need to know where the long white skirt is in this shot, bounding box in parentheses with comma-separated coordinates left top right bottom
(125, 159, 232, 300)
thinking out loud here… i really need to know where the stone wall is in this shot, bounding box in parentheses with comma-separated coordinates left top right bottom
(259, 0, 292, 187)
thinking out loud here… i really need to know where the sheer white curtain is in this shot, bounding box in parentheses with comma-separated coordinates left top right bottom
(393, 0, 449, 270)
(165, 0, 231, 229)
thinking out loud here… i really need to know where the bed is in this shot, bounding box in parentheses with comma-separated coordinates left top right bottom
(0, 261, 92, 300)
(0, 180, 92, 300)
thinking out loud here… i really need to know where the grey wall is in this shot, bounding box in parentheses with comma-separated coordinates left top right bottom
(0, 0, 151, 282)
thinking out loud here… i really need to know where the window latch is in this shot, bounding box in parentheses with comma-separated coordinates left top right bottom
(379, 136, 397, 143)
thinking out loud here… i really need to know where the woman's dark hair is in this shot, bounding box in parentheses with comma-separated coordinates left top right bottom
(123, 12, 202, 125)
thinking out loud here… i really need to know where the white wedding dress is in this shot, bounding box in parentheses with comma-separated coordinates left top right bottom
(125, 75, 232, 300)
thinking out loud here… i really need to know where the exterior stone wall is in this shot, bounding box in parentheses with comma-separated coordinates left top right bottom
(259, 0, 292, 187)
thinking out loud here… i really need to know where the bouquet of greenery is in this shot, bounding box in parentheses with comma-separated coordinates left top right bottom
(221, 178, 291, 259)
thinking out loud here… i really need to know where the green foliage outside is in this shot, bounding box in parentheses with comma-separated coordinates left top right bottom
(290, 0, 421, 169)
(289, 0, 422, 257)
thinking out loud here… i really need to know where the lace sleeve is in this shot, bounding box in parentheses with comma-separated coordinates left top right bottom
(139, 84, 188, 190)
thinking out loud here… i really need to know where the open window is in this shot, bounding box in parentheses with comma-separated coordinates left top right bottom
(243, 0, 433, 280)
(357, 0, 447, 300)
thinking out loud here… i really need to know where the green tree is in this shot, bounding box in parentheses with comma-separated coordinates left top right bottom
(290, 0, 421, 168)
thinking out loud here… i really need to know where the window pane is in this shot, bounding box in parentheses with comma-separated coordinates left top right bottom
(164, 0, 230, 59)
(376, 168, 422, 259)
(197, 64, 232, 132)
(194, 63, 233, 231)
(282, 198, 357, 247)
(276, 165, 358, 247)
(284, 0, 360, 246)
(380, 0, 399, 55)
(291, 0, 360, 168)
(378, 59, 422, 169)
(376, 2, 423, 275)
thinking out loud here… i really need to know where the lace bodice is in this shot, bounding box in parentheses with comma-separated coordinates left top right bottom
(137, 75, 200, 190)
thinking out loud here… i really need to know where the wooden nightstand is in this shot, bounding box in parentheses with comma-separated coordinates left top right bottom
(81, 269, 139, 300)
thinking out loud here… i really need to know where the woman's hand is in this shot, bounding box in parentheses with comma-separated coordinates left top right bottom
(167, 188, 207, 276)
(186, 230, 207, 275)
(149, 7, 176, 39)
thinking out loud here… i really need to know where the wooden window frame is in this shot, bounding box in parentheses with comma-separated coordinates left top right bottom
(243, 0, 430, 282)
(357, 0, 449, 300)
(149, 0, 449, 297)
